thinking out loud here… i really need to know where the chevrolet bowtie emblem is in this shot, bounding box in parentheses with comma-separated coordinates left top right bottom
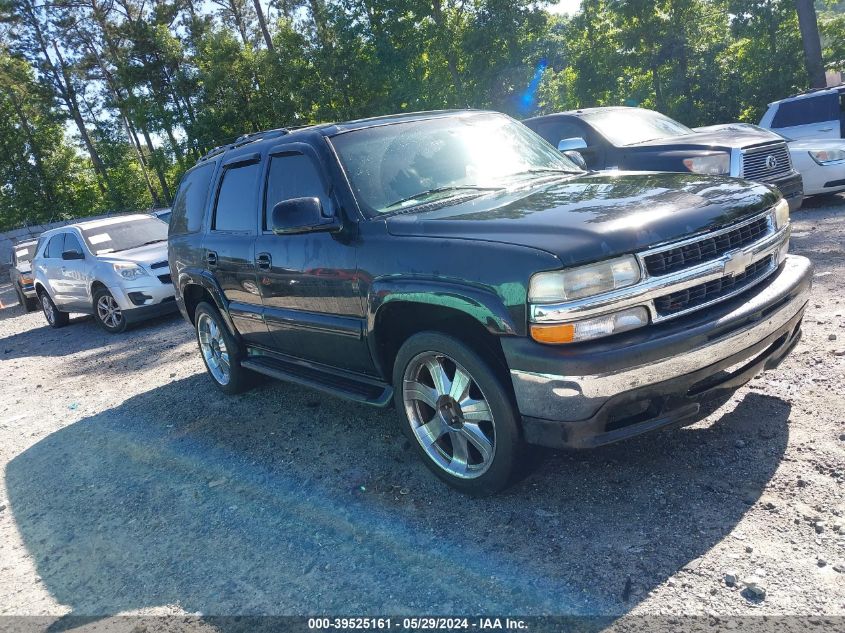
(723, 250, 753, 276)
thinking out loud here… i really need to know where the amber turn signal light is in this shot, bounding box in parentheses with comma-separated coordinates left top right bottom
(529, 323, 575, 344)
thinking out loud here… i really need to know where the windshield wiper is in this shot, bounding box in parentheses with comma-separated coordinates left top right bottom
(382, 185, 502, 211)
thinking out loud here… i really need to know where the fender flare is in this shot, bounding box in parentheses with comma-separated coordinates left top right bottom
(177, 269, 240, 339)
(366, 278, 519, 377)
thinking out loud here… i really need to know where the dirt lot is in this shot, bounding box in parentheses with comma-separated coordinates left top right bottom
(0, 197, 843, 627)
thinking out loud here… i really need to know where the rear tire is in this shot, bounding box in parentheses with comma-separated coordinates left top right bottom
(93, 287, 129, 333)
(194, 301, 254, 394)
(393, 331, 525, 496)
(39, 290, 69, 328)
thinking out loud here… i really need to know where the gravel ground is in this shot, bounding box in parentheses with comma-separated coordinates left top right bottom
(0, 196, 843, 627)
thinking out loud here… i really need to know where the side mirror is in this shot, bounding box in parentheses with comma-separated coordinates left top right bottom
(563, 151, 587, 170)
(557, 137, 588, 152)
(271, 197, 340, 235)
(62, 250, 84, 261)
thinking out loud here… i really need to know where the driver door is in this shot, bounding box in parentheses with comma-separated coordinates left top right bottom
(254, 143, 372, 373)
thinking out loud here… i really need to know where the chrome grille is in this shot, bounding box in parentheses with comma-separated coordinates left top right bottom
(741, 143, 792, 182)
(643, 215, 770, 276)
(654, 256, 774, 317)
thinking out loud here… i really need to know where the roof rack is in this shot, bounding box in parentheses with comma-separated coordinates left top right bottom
(197, 127, 291, 163)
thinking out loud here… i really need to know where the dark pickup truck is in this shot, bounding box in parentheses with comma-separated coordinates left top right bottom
(169, 110, 811, 495)
(523, 106, 805, 212)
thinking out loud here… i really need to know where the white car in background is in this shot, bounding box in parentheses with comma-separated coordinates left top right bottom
(696, 123, 845, 197)
(31, 214, 176, 333)
(759, 86, 844, 140)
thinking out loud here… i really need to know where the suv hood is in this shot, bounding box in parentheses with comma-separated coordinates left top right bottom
(97, 241, 168, 268)
(385, 172, 778, 266)
(628, 129, 783, 151)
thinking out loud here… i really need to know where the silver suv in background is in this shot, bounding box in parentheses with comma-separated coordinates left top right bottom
(9, 239, 39, 312)
(31, 214, 176, 333)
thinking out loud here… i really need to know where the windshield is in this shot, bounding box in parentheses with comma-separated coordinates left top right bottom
(81, 217, 168, 255)
(329, 113, 582, 216)
(581, 108, 694, 146)
(14, 243, 36, 265)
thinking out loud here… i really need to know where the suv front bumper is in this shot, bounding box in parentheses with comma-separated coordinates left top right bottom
(768, 172, 804, 212)
(107, 281, 178, 323)
(503, 254, 812, 449)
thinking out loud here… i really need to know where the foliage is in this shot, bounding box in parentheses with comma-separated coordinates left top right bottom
(0, 0, 842, 230)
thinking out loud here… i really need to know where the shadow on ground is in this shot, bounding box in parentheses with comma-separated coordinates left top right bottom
(6, 372, 791, 622)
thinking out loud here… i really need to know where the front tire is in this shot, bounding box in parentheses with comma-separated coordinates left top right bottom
(39, 290, 69, 328)
(194, 301, 253, 394)
(93, 287, 128, 333)
(393, 331, 524, 496)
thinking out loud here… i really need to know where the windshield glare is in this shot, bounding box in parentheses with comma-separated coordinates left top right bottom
(81, 217, 168, 255)
(330, 113, 582, 215)
(583, 108, 694, 146)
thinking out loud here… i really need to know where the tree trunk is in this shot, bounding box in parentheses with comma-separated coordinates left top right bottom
(253, 0, 275, 52)
(796, 0, 827, 89)
(51, 44, 112, 198)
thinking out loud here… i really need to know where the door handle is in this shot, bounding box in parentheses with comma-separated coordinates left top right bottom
(256, 252, 272, 270)
(206, 251, 218, 267)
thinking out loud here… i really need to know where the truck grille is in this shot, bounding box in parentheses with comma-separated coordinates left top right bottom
(654, 256, 774, 317)
(741, 143, 792, 182)
(643, 215, 770, 276)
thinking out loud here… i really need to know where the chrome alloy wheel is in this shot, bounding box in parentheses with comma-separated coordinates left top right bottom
(402, 352, 496, 479)
(197, 312, 231, 385)
(96, 294, 123, 329)
(41, 294, 54, 324)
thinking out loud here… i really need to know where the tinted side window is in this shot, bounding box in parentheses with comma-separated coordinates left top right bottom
(772, 94, 838, 127)
(171, 163, 215, 235)
(213, 163, 260, 232)
(531, 120, 585, 146)
(44, 234, 65, 259)
(64, 232, 84, 255)
(264, 153, 331, 229)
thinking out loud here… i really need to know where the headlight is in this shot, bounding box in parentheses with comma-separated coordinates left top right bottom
(20, 275, 33, 284)
(683, 153, 730, 175)
(113, 262, 148, 280)
(773, 198, 789, 230)
(809, 148, 845, 165)
(529, 255, 641, 303)
(530, 306, 649, 344)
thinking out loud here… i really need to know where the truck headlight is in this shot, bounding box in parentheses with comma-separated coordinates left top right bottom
(773, 198, 789, 230)
(113, 262, 148, 280)
(683, 153, 730, 175)
(809, 148, 845, 165)
(529, 255, 641, 303)
(530, 306, 649, 344)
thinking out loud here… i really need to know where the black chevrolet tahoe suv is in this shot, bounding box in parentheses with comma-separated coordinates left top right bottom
(523, 106, 805, 212)
(169, 110, 812, 495)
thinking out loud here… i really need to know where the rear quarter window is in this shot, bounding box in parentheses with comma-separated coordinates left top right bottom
(44, 234, 65, 259)
(170, 163, 216, 235)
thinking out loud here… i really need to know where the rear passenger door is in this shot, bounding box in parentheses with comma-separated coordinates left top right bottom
(203, 153, 268, 344)
(253, 143, 371, 373)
